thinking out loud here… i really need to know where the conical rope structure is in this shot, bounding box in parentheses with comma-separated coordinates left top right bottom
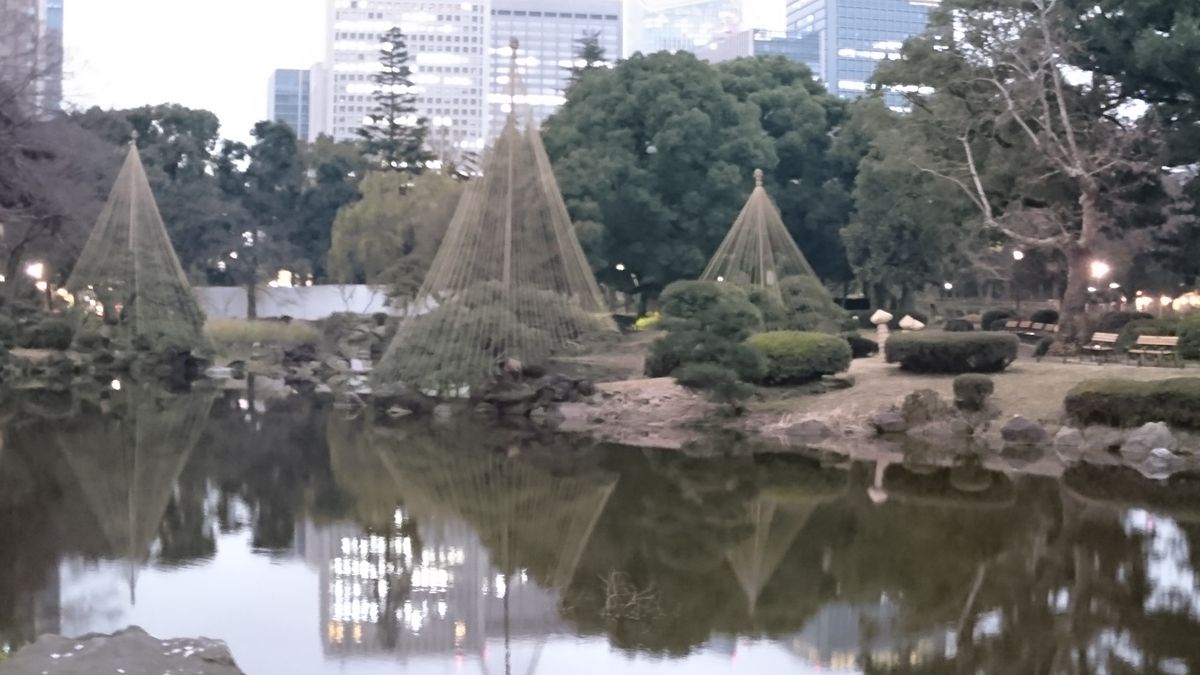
(55, 386, 216, 602)
(375, 44, 614, 393)
(65, 142, 211, 353)
(701, 169, 822, 303)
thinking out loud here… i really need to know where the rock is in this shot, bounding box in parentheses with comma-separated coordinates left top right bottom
(1138, 447, 1183, 480)
(1053, 427, 1085, 462)
(870, 410, 908, 434)
(349, 358, 369, 373)
(433, 403, 454, 419)
(484, 383, 537, 405)
(0, 625, 245, 674)
(386, 405, 413, 418)
(473, 402, 498, 417)
(783, 419, 833, 441)
(282, 343, 318, 365)
(1121, 422, 1178, 464)
(901, 390, 953, 426)
(372, 382, 434, 415)
(575, 379, 597, 397)
(1083, 426, 1125, 453)
(909, 418, 973, 444)
(1001, 416, 1048, 445)
(899, 315, 926, 331)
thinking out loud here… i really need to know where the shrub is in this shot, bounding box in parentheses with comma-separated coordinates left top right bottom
(746, 287, 789, 328)
(1095, 310, 1154, 332)
(885, 332, 1019, 373)
(842, 333, 879, 358)
(674, 363, 755, 406)
(1115, 318, 1178, 353)
(645, 330, 768, 382)
(1035, 336, 1053, 359)
(981, 309, 1017, 333)
(74, 330, 110, 352)
(1177, 314, 1200, 360)
(0, 314, 15, 346)
(953, 374, 994, 411)
(1030, 308, 1059, 324)
(20, 316, 74, 350)
(943, 318, 974, 332)
(659, 280, 762, 340)
(1064, 378, 1200, 429)
(746, 331, 852, 385)
(634, 312, 662, 331)
(778, 276, 847, 333)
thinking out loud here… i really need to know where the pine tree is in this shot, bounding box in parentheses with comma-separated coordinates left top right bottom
(358, 27, 431, 173)
(566, 31, 607, 84)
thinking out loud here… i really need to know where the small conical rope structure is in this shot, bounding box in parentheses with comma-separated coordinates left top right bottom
(66, 142, 210, 352)
(375, 60, 614, 392)
(701, 169, 821, 302)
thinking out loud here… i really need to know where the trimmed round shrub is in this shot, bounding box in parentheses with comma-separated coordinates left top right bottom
(1030, 308, 1059, 324)
(1065, 378, 1200, 429)
(1095, 310, 1154, 332)
(1176, 314, 1200, 360)
(746, 287, 789, 328)
(20, 316, 74, 350)
(778, 276, 848, 333)
(953, 374, 994, 411)
(1115, 318, 1178, 353)
(885, 332, 1019, 373)
(674, 363, 754, 404)
(842, 333, 879, 359)
(659, 280, 763, 340)
(981, 309, 1017, 333)
(943, 318, 974, 332)
(645, 330, 769, 382)
(746, 331, 852, 385)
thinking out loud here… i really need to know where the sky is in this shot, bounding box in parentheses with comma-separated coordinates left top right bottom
(64, 0, 785, 144)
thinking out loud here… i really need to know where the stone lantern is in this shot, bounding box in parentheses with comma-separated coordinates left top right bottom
(870, 309, 894, 344)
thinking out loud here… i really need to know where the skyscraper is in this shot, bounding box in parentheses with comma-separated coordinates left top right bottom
(786, 0, 937, 100)
(487, 0, 620, 140)
(625, 0, 743, 55)
(701, 28, 821, 74)
(0, 0, 63, 113)
(268, 69, 312, 140)
(315, 0, 489, 155)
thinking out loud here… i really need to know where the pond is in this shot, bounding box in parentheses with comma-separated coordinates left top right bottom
(1, 383, 1199, 674)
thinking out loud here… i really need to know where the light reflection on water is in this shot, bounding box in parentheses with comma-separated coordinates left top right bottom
(1, 382, 1199, 674)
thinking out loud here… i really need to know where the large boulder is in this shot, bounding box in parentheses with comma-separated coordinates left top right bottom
(1001, 416, 1048, 445)
(1053, 427, 1085, 462)
(371, 381, 435, 415)
(0, 625, 244, 675)
(870, 410, 908, 434)
(1120, 422, 1178, 464)
(900, 389, 954, 426)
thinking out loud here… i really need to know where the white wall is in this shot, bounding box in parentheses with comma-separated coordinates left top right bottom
(196, 285, 395, 321)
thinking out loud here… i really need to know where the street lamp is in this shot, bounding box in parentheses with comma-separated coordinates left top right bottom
(1011, 251, 1024, 312)
(1090, 260, 1111, 280)
(615, 263, 626, 272)
(1012, 250, 1025, 261)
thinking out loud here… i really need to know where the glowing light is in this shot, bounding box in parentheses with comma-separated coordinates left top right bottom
(1012, 250, 1025, 261)
(1161, 296, 1173, 306)
(1087, 286, 1097, 293)
(615, 263, 626, 272)
(1109, 282, 1120, 289)
(24, 262, 44, 280)
(1090, 260, 1111, 279)
(34, 281, 47, 292)
(943, 282, 954, 291)
(716, 276, 725, 283)
(229, 251, 239, 260)
(110, 380, 122, 391)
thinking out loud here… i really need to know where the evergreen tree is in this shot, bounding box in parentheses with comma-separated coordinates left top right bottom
(358, 27, 431, 173)
(567, 31, 607, 84)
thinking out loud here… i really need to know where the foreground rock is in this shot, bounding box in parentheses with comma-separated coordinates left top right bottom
(0, 626, 243, 675)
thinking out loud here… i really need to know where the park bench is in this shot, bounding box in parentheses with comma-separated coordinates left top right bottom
(1128, 335, 1181, 367)
(1081, 332, 1119, 362)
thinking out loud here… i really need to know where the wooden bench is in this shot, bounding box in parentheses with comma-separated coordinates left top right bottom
(1003, 319, 1020, 332)
(1128, 335, 1181, 366)
(1081, 332, 1119, 361)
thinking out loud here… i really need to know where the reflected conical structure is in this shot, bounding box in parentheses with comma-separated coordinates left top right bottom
(374, 113, 615, 392)
(700, 169, 824, 302)
(55, 385, 215, 601)
(725, 493, 833, 615)
(65, 143, 211, 352)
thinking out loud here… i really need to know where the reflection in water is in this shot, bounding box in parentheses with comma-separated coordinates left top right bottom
(1, 385, 1199, 674)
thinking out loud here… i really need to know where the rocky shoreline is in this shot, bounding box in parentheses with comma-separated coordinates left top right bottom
(0, 627, 244, 675)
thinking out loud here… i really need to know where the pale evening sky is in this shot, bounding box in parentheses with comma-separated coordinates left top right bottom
(64, 0, 785, 144)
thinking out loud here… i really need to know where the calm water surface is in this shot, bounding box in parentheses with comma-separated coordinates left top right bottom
(1, 383, 1199, 674)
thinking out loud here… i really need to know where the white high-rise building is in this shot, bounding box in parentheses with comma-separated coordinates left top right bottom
(488, 0, 620, 140)
(316, 0, 490, 155)
(625, 0, 743, 56)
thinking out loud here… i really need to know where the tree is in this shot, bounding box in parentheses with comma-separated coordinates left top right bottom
(328, 171, 461, 300)
(875, 0, 1171, 342)
(216, 122, 304, 318)
(566, 31, 608, 84)
(358, 27, 431, 173)
(543, 52, 776, 312)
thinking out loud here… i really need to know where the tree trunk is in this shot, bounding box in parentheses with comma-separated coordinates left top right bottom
(1059, 246, 1089, 344)
(246, 277, 257, 320)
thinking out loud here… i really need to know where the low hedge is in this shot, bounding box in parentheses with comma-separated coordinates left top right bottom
(1095, 310, 1154, 332)
(1064, 378, 1200, 429)
(1115, 318, 1178, 353)
(746, 330, 852, 385)
(981, 309, 1017, 333)
(20, 316, 74, 350)
(943, 318, 974, 332)
(1030, 308, 1059, 324)
(842, 333, 879, 359)
(885, 332, 1019, 374)
(1178, 314, 1200, 360)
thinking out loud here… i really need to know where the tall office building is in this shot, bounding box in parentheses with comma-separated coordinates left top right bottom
(786, 0, 937, 100)
(701, 28, 821, 74)
(268, 69, 312, 140)
(0, 0, 63, 113)
(317, 0, 490, 154)
(488, 0, 620, 140)
(625, 0, 743, 56)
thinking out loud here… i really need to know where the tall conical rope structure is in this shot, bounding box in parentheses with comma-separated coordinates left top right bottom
(700, 169, 823, 303)
(375, 38, 614, 392)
